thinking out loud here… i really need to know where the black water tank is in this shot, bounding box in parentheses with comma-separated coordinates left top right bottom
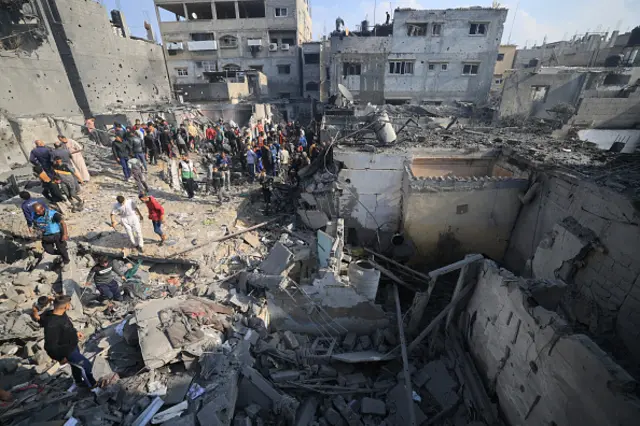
(111, 10, 123, 28)
(528, 58, 540, 68)
(604, 54, 623, 67)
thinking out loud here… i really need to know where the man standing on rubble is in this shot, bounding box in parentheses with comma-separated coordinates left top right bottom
(36, 295, 97, 389)
(139, 194, 167, 245)
(129, 130, 147, 172)
(58, 135, 90, 183)
(246, 142, 257, 183)
(110, 195, 145, 252)
(179, 154, 198, 199)
(145, 124, 161, 166)
(32, 203, 71, 269)
(112, 136, 133, 181)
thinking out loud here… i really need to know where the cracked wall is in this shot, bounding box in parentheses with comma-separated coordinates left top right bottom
(466, 260, 640, 426)
(506, 171, 640, 362)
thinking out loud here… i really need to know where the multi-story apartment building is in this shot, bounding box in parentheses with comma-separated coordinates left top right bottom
(154, 0, 312, 101)
(330, 7, 508, 105)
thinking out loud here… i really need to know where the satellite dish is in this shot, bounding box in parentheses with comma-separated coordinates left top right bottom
(337, 84, 354, 102)
(191, 12, 198, 19)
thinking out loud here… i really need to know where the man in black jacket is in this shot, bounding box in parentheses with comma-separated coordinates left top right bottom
(128, 131, 147, 171)
(144, 124, 160, 166)
(33, 295, 97, 389)
(112, 136, 133, 181)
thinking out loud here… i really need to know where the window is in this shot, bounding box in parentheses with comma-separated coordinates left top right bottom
(281, 38, 295, 46)
(469, 23, 488, 35)
(277, 64, 291, 74)
(168, 50, 178, 56)
(223, 64, 241, 72)
(186, 3, 213, 20)
(191, 33, 215, 41)
(603, 73, 631, 85)
(462, 63, 479, 75)
(432, 23, 442, 36)
(238, 1, 266, 19)
(407, 23, 427, 36)
(389, 61, 414, 75)
(304, 53, 320, 64)
(441, 63, 448, 71)
(306, 82, 319, 91)
(220, 35, 238, 48)
(343, 63, 361, 76)
(494, 78, 503, 84)
(497, 53, 505, 61)
(270, 38, 278, 44)
(530, 85, 549, 101)
(275, 7, 288, 17)
(175, 68, 188, 76)
(428, 64, 435, 71)
(215, 2, 237, 19)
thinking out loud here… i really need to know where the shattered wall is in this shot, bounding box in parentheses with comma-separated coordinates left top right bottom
(175, 81, 249, 102)
(505, 172, 640, 361)
(46, 0, 171, 115)
(334, 149, 406, 243)
(329, 36, 390, 104)
(572, 96, 640, 129)
(0, 0, 81, 117)
(466, 260, 640, 426)
(498, 69, 588, 119)
(403, 170, 528, 262)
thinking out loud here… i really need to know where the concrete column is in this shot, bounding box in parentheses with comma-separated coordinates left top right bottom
(183, 3, 188, 20)
(211, 2, 217, 20)
(234, 1, 240, 19)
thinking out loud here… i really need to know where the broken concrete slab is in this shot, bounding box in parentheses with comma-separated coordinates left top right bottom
(164, 374, 192, 405)
(519, 278, 568, 311)
(332, 396, 364, 426)
(294, 397, 318, 426)
(422, 360, 459, 410)
(241, 366, 299, 420)
(134, 298, 183, 369)
(259, 243, 294, 275)
(360, 398, 385, 416)
(270, 370, 300, 383)
(282, 331, 300, 349)
(387, 383, 427, 425)
(297, 209, 329, 230)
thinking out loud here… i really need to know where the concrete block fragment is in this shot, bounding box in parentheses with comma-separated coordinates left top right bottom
(324, 408, 343, 426)
(423, 360, 459, 410)
(260, 243, 294, 275)
(294, 397, 318, 426)
(297, 209, 329, 230)
(318, 365, 338, 378)
(233, 414, 252, 426)
(520, 279, 567, 310)
(283, 331, 300, 349)
(358, 336, 372, 350)
(387, 383, 427, 425)
(332, 396, 364, 426)
(270, 370, 300, 383)
(342, 332, 357, 351)
(360, 398, 385, 416)
(343, 373, 367, 387)
(245, 404, 261, 419)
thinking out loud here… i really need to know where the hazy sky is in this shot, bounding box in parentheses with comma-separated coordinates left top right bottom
(100, 0, 640, 47)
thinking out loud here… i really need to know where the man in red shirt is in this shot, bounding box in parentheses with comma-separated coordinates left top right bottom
(206, 125, 216, 142)
(139, 194, 167, 245)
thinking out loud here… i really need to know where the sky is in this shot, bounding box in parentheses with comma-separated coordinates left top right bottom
(100, 0, 639, 48)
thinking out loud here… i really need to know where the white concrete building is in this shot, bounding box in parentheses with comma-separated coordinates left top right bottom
(154, 0, 312, 100)
(301, 40, 330, 101)
(330, 7, 508, 104)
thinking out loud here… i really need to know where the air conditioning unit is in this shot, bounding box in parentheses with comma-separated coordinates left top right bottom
(280, 43, 290, 51)
(247, 38, 262, 47)
(269, 43, 278, 52)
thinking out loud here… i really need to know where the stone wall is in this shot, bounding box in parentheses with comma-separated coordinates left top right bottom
(505, 171, 640, 362)
(466, 260, 640, 426)
(403, 172, 528, 262)
(49, 0, 171, 115)
(572, 97, 640, 129)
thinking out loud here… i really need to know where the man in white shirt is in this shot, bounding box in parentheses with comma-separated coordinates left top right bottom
(110, 195, 145, 252)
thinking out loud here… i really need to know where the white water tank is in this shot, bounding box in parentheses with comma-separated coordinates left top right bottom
(348, 260, 381, 301)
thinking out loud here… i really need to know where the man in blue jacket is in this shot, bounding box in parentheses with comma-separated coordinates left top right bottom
(29, 140, 53, 176)
(32, 203, 70, 269)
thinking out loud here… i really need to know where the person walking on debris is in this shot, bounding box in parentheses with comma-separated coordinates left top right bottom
(58, 135, 90, 183)
(34, 295, 98, 389)
(139, 194, 167, 245)
(128, 157, 149, 194)
(128, 130, 147, 172)
(175, 131, 188, 156)
(52, 157, 84, 211)
(34, 165, 66, 206)
(179, 154, 198, 199)
(32, 203, 70, 269)
(52, 140, 84, 183)
(85, 256, 125, 302)
(145, 124, 161, 166)
(110, 195, 145, 252)
(30, 140, 54, 176)
(20, 191, 45, 232)
(246, 143, 257, 183)
(112, 135, 133, 181)
(218, 151, 231, 192)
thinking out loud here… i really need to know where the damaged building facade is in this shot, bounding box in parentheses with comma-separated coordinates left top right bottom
(155, 0, 312, 100)
(0, 0, 172, 173)
(330, 7, 508, 104)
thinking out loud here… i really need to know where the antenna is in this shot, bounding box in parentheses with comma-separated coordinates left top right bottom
(507, 0, 519, 45)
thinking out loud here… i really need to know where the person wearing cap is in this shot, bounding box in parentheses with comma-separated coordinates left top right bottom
(139, 194, 167, 245)
(58, 135, 90, 183)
